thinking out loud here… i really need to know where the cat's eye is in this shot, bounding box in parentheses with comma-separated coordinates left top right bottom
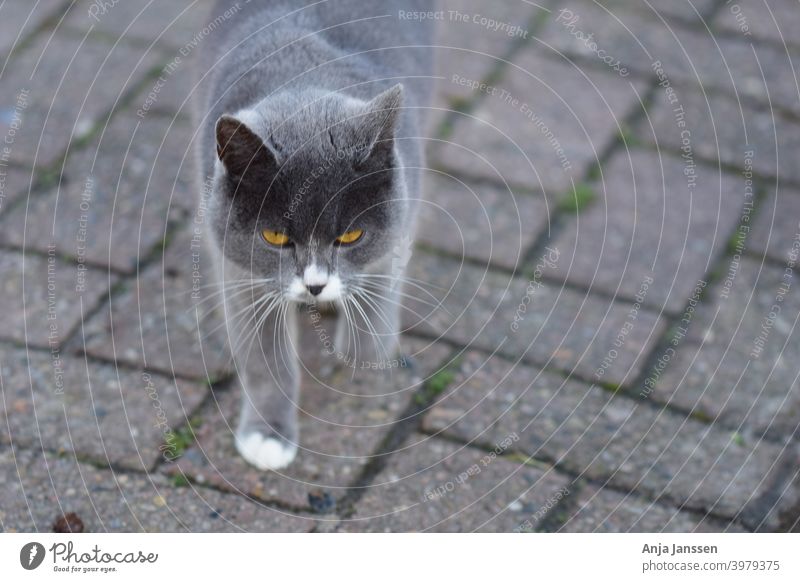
(335, 229, 364, 245)
(262, 229, 291, 246)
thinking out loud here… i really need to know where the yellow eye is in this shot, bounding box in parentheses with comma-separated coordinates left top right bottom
(262, 229, 290, 246)
(335, 229, 364, 245)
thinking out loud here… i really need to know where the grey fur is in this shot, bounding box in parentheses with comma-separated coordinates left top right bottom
(192, 0, 435, 469)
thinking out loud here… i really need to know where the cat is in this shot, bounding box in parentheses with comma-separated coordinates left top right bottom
(193, 0, 435, 470)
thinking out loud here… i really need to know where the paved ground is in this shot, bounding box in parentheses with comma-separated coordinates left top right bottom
(0, 0, 798, 532)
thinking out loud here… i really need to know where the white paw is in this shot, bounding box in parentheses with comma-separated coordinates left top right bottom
(235, 433, 297, 470)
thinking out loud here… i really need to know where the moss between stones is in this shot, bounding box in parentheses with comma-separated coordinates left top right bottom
(558, 183, 597, 213)
(414, 362, 460, 406)
(163, 416, 203, 461)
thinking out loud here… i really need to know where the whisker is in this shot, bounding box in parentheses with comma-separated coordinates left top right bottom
(351, 287, 394, 331)
(205, 291, 275, 341)
(355, 283, 450, 318)
(355, 276, 445, 307)
(183, 278, 277, 318)
(177, 277, 276, 299)
(354, 273, 446, 291)
(355, 279, 445, 311)
(343, 295, 360, 379)
(235, 294, 284, 371)
(349, 293, 390, 365)
(190, 284, 268, 319)
(221, 291, 281, 355)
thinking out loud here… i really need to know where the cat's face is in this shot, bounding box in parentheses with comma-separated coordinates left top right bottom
(208, 86, 406, 304)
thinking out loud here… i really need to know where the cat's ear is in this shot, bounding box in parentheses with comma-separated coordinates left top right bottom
(215, 114, 277, 178)
(357, 84, 403, 163)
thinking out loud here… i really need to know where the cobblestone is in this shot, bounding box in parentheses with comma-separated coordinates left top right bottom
(0, 251, 115, 349)
(65, 0, 210, 51)
(81, 226, 231, 381)
(638, 89, 800, 186)
(416, 173, 549, 270)
(338, 434, 572, 532)
(163, 334, 450, 511)
(421, 350, 797, 528)
(0, 349, 206, 471)
(0, 114, 193, 273)
(404, 250, 665, 386)
(430, 48, 646, 193)
(653, 257, 800, 439)
(0, 447, 313, 532)
(433, 0, 539, 107)
(0, 31, 162, 167)
(549, 149, 742, 313)
(556, 483, 748, 532)
(0, 0, 65, 59)
(549, 0, 718, 24)
(539, 1, 800, 116)
(1, 0, 799, 533)
(712, 0, 800, 48)
(0, 165, 35, 215)
(749, 189, 800, 265)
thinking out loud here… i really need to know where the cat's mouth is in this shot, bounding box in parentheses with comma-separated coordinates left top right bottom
(285, 273, 344, 303)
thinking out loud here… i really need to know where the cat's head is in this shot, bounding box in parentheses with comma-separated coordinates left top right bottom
(208, 85, 407, 303)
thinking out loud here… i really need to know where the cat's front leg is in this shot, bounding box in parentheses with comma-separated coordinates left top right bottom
(230, 303, 300, 470)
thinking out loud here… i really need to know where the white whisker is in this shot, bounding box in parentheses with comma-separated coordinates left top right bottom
(355, 284, 447, 318)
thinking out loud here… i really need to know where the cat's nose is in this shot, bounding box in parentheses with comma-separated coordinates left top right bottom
(303, 263, 329, 296)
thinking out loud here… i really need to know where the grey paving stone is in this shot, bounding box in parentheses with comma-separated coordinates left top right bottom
(550, 149, 742, 313)
(0, 164, 35, 215)
(642, 0, 719, 21)
(749, 188, 800, 265)
(420, 350, 797, 527)
(0, 31, 162, 167)
(713, 0, 800, 47)
(538, 1, 800, 116)
(338, 434, 571, 532)
(134, 53, 199, 118)
(416, 172, 549, 270)
(163, 335, 450, 510)
(0, 250, 115, 349)
(0, 114, 193, 274)
(546, 0, 718, 24)
(0, 349, 206, 471)
(653, 257, 800, 438)
(555, 483, 747, 532)
(436, 0, 544, 82)
(0, 447, 312, 532)
(430, 48, 646, 194)
(81, 226, 231, 382)
(403, 250, 665, 386)
(65, 0, 211, 51)
(0, 0, 65, 59)
(434, 0, 538, 103)
(638, 88, 800, 186)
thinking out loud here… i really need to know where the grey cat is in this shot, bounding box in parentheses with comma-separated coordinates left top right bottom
(193, 0, 435, 469)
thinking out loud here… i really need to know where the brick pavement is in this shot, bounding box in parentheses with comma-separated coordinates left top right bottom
(0, 0, 798, 532)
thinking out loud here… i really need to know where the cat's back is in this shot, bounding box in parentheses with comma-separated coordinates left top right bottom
(206, 0, 436, 51)
(193, 0, 437, 176)
(196, 0, 436, 104)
